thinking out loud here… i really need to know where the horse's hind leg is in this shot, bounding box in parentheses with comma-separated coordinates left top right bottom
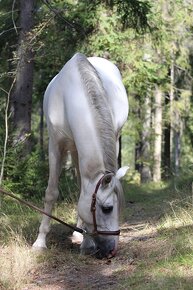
(33, 138, 66, 249)
(71, 216, 84, 244)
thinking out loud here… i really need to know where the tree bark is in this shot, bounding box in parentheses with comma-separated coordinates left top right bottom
(134, 95, 152, 183)
(140, 94, 152, 183)
(12, 0, 35, 152)
(163, 95, 170, 178)
(170, 53, 182, 176)
(170, 54, 175, 172)
(153, 85, 162, 182)
(174, 130, 181, 176)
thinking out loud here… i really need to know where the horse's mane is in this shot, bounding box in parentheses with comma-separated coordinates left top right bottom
(76, 53, 117, 173)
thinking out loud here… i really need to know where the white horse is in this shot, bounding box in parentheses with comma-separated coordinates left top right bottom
(33, 53, 129, 258)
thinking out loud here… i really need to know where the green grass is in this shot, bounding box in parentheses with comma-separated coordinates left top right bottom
(1, 176, 193, 289)
(0, 193, 77, 289)
(117, 177, 193, 290)
(0, 193, 77, 243)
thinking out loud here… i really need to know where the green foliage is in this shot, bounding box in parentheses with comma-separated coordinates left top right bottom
(1, 0, 193, 191)
(91, 0, 152, 33)
(2, 143, 47, 196)
(115, 0, 152, 32)
(2, 141, 78, 200)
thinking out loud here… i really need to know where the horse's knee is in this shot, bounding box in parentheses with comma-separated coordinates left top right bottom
(39, 221, 50, 234)
(44, 186, 59, 203)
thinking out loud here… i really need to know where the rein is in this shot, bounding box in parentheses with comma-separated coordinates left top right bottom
(0, 173, 120, 237)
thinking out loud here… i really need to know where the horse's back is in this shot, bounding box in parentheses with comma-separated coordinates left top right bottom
(43, 53, 128, 142)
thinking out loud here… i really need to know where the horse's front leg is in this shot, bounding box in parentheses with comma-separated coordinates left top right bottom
(33, 141, 64, 249)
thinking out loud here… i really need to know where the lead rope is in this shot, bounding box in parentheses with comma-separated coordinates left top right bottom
(0, 187, 86, 235)
(0, 173, 120, 237)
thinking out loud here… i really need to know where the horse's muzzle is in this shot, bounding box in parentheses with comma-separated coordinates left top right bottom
(94, 236, 116, 259)
(80, 235, 118, 259)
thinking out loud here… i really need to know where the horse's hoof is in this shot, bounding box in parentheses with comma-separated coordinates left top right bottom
(32, 245, 47, 253)
(71, 232, 83, 244)
(32, 240, 47, 251)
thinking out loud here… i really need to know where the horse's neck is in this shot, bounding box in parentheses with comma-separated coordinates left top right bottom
(75, 126, 116, 181)
(79, 168, 104, 197)
(78, 151, 105, 181)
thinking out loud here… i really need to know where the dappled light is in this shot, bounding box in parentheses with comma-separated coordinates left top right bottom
(1, 179, 193, 289)
(1, 0, 193, 289)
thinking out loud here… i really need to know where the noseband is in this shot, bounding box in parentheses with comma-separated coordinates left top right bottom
(90, 173, 120, 236)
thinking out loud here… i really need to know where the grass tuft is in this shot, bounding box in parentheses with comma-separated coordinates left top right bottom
(0, 235, 37, 290)
(1, 177, 193, 289)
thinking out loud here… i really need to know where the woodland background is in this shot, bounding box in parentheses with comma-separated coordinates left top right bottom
(1, 0, 193, 197)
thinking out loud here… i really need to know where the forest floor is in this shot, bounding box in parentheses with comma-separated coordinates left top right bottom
(24, 206, 159, 290)
(1, 181, 193, 290)
(23, 223, 160, 290)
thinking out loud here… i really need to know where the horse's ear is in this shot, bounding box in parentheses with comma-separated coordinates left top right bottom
(116, 166, 129, 180)
(102, 173, 114, 187)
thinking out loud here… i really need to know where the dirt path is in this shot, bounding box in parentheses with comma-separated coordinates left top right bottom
(23, 195, 164, 290)
(24, 217, 158, 290)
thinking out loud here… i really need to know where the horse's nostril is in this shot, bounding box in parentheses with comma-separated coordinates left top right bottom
(95, 249, 104, 259)
(101, 205, 113, 214)
(94, 237, 116, 259)
(108, 247, 117, 258)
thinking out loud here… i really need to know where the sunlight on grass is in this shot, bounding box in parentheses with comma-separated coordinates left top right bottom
(53, 201, 77, 225)
(0, 235, 37, 290)
(118, 180, 193, 290)
(1, 179, 193, 290)
(0, 194, 78, 289)
(148, 194, 193, 289)
(147, 255, 193, 289)
(159, 196, 193, 230)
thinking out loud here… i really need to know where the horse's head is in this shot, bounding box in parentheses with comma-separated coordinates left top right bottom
(78, 166, 129, 259)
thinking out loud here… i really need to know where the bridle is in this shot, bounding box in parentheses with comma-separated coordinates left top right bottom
(0, 172, 120, 237)
(90, 172, 120, 236)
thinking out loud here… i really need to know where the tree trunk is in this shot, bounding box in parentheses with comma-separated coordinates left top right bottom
(170, 54, 175, 173)
(174, 130, 181, 176)
(153, 85, 162, 182)
(163, 95, 171, 178)
(134, 95, 152, 183)
(140, 94, 152, 183)
(12, 0, 35, 152)
(172, 93, 181, 176)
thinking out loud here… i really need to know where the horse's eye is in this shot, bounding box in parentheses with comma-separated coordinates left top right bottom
(105, 177, 111, 184)
(101, 205, 113, 214)
(102, 175, 112, 187)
